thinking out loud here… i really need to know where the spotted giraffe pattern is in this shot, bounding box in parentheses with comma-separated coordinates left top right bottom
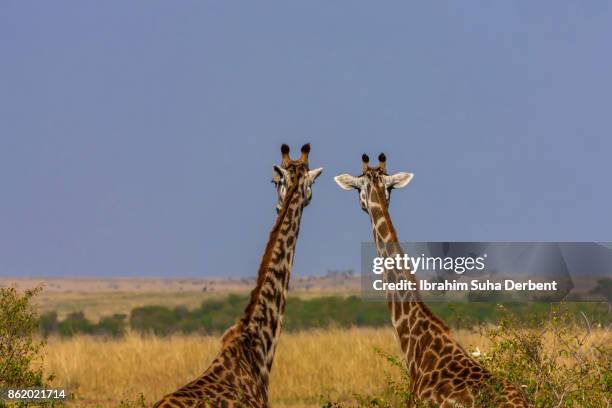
(335, 154, 531, 408)
(154, 144, 322, 408)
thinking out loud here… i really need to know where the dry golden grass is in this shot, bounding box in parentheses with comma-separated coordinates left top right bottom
(42, 327, 610, 407)
(43, 328, 490, 407)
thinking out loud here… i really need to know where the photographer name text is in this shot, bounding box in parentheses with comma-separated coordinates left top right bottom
(372, 279, 558, 292)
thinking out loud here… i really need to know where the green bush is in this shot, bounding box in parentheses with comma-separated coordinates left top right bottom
(479, 304, 611, 407)
(39, 311, 58, 337)
(57, 311, 94, 336)
(95, 314, 127, 337)
(130, 305, 183, 336)
(0, 287, 52, 389)
(590, 277, 612, 303)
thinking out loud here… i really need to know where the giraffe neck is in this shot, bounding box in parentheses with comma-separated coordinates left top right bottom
(238, 175, 304, 384)
(367, 183, 419, 300)
(366, 184, 447, 354)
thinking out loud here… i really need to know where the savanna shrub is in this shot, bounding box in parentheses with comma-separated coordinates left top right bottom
(0, 287, 52, 389)
(479, 304, 611, 407)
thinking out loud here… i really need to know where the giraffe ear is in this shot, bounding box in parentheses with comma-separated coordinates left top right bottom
(307, 167, 323, 183)
(385, 172, 414, 189)
(273, 165, 289, 183)
(334, 174, 360, 190)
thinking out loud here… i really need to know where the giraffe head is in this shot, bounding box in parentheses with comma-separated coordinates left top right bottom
(272, 143, 323, 212)
(334, 153, 413, 213)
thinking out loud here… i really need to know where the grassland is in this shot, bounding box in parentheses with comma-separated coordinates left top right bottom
(5, 277, 608, 407)
(41, 328, 456, 407)
(42, 327, 610, 407)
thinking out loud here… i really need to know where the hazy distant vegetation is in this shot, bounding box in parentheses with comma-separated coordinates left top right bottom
(38, 294, 610, 337)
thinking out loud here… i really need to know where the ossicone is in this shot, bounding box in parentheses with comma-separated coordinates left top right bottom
(378, 152, 386, 172)
(300, 143, 311, 162)
(280, 143, 291, 165)
(362, 153, 370, 172)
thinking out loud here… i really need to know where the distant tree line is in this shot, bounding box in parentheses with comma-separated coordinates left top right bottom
(39, 310, 127, 337)
(38, 291, 611, 338)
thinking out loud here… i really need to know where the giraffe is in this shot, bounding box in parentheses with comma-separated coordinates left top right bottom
(334, 153, 530, 408)
(154, 143, 322, 408)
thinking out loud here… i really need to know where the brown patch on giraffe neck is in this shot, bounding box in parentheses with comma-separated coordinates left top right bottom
(220, 323, 241, 347)
(241, 170, 302, 324)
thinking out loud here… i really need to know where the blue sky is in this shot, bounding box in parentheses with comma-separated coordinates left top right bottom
(1, 2, 611, 277)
